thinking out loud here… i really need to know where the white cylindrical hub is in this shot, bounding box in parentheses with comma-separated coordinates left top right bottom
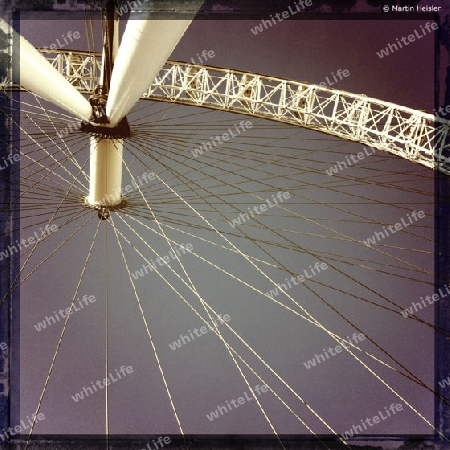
(87, 137, 123, 207)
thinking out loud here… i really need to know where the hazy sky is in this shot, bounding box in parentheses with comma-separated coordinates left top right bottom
(8, 7, 439, 442)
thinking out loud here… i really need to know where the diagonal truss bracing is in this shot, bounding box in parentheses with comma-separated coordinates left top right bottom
(18, 49, 450, 175)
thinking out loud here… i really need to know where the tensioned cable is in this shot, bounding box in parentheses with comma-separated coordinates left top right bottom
(121, 155, 289, 447)
(110, 215, 189, 447)
(126, 132, 441, 336)
(119, 211, 426, 398)
(4, 37, 442, 442)
(123, 133, 447, 400)
(121, 134, 444, 436)
(112, 215, 334, 448)
(24, 219, 102, 450)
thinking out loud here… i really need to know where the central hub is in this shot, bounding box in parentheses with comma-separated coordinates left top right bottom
(89, 93, 109, 124)
(82, 3, 126, 221)
(80, 93, 131, 139)
(84, 197, 128, 220)
(80, 117, 131, 139)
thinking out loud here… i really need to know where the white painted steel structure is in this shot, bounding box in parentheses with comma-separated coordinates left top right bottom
(31, 49, 450, 176)
(106, 19, 195, 126)
(87, 137, 124, 208)
(0, 21, 92, 121)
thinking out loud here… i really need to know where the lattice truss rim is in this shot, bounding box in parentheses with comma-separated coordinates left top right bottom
(7, 49, 450, 175)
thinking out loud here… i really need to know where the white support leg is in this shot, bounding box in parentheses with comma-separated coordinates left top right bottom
(0, 18, 92, 121)
(87, 137, 123, 208)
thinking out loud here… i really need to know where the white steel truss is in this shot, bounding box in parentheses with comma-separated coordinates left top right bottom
(16, 49, 450, 175)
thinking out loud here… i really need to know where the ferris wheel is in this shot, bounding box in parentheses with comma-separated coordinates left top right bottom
(0, 2, 448, 449)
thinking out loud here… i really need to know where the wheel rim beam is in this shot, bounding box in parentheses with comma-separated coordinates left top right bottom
(26, 51, 450, 176)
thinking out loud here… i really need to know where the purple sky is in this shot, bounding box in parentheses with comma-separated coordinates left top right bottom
(11, 11, 439, 440)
